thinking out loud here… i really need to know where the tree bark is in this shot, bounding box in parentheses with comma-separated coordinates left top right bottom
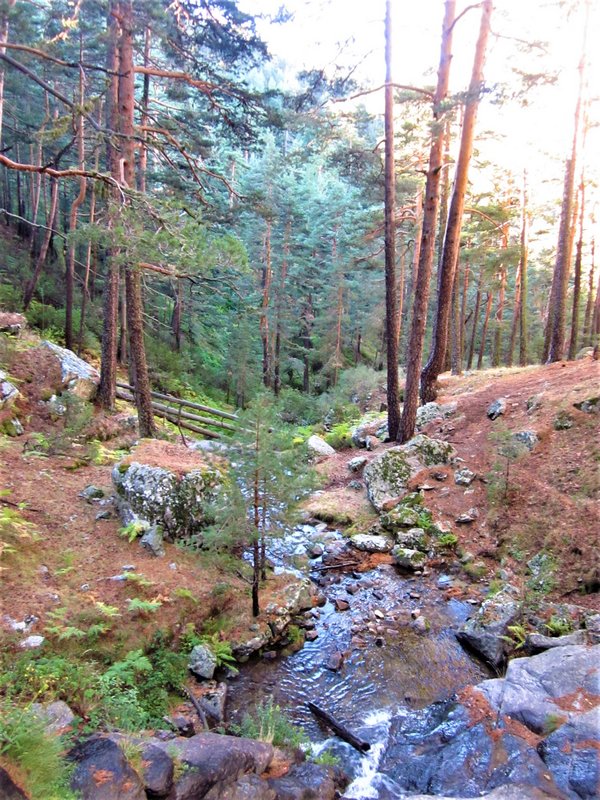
(398, 0, 455, 443)
(546, 7, 588, 363)
(567, 177, 585, 359)
(467, 264, 484, 370)
(0, 1, 16, 148)
(260, 219, 272, 388)
(582, 238, 595, 346)
(384, 0, 400, 439)
(118, 0, 156, 437)
(519, 170, 530, 366)
(77, 155, 97, 356)
(477, 291, 493, 369)
(273, 218, 290, 396)
(23, 176, 59, 309)
(420, 0, 492, 403)
(98, 0, 121, 409)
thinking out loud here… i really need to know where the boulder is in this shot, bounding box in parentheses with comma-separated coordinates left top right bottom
(19, 635, 44, 649)
(306, 435, 335, 458)
(0, 767, 28, 800)
(349, 533, 394, 553)
(364, 435, 455, 511)
(487, 398, 507, 420)
(454, 468, 476, 486)
(395, 527, 427, 549)
(416, 401, 457, 428)
(553, 411, 574, 430)
(268, 763, 343, 800)
(456, 590, 521, 668)
(30, 700, 75, 734)
(113, 441, 222, 542)
(513, 430, 539, 451)
(139, 741, 174, 798)
(1, 417, 23, 436)
(189, 643, 218, 680)
(140, 525, 165, 557)
(69, 736, 146, 800)
(0, 312, 27, 336)
(153, 733, 273, 798)
(351, 415, 387, 448)
(207, 773, 276, 800)
(38, 340, 99, 400)
(539, 708, 600, 799)
(527, 630, 587, 652)
(381, 506, 421, 529)
(0, 369, 20, 410)
(79, 485, 105, 502)
(392, 546, 426, 570)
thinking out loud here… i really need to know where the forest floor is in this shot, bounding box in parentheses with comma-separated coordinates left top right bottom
(1, 339, 599, 664)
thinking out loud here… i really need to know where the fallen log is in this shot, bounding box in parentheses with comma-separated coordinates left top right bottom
(307, 702, 370, 752)
(115, 390, 221, 439)
(117, 382, 237, 420)
(310, 561, 359, 572)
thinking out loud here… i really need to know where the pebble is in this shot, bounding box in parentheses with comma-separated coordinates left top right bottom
(306, 630, 319, 641)
(335, 598, 350, 611)
(80, 583, 90, 592)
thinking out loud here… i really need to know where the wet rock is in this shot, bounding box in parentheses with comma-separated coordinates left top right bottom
(268, 762, 344, 800)
(454, 468, 476, 486)
(487, 397, 507, 420)
(348, 456, 368, 473)
(30, 700, 75, 734)
(349, 533, 394, 553)
(392, 547, 426, 571)
(306, 435, 336, 457)
(0, 369, 20, 410)
(527, 630, 587, 652)
(364, 435, 455, 512)
(308, 543, 324, 558)
(139, 741, 174, 798)
(0, 312, 27, 336)
(539, 708, 600, 799)
(324, 651, 344, 671)
(456, 590, 520, 668)
(38, 340, 100, 400)
(0, 766, 29, 800)
(334, 598, 350, 611)
(189, 643, 218, 680)
(306, 630, 319, 641)
(573, 396, 599, 414)
(208, 772, 276, 800)
(79, 485, 105, 502)
(112, 441, 222, 542)
(513, 430, 539, 451)
(140, 525, 166, 557)
(553, 410, 574, 430)
(69, 736, 146, 800)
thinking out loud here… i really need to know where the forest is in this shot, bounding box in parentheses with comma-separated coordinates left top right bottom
(0, 1, 599, 799)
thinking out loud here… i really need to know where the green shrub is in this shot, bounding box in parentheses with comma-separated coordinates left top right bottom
(323, 422, 353, 450)
(234, 699, 307, 747)
(0, 701, 76, 800)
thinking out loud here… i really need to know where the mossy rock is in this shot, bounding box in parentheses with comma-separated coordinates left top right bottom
(381, 506, 421, 531)
(392, 546, 427, 570)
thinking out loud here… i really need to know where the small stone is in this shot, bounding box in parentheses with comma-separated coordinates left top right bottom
(456, 507, 479, 524)
(372, 589, 385, 601)
(411, 608, 421, 618)
(553, 411, 574, 430)
(140, 525, 165, 557)
(262, 651, 278, 661)
(513, 430, 539, 451)
(455, 468, 476, 486)
(409, 592, 421, 599)
(346, 583, 360, 595)
(121, 564, 136, 571)
(308, 543, 324, 558)
(526, 394, 543, 413)
(80, 583, 90, 592)
(20, 635, 45, 649)
(437, 574, 453, 589)
(306, 630, 319, 641)
(487, 398, 507, 420)
(373, 609, 385, 619)
(324, 651, 344, 671)
(95, 510, 112, 521)
(79, 485, 105, 502)
(4, 418, 24, 436)
(412, 616, 428, 633)
(348, 456, 368, 473)
(432, 471, 448, 481)
(573, 396, 599, 414)
(189, 644, 217, 680)
(169, 562, 177, 570)
(365, 435, 380, 451)
(348, 480, 363, 490)
(306, 435, 336, 457)
(335, 598, 350, 611)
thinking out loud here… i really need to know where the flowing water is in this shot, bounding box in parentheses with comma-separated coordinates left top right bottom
(227, 525, 489, 796)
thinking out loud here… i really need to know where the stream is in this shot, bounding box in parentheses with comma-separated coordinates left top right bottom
(226, 524, 489, 798)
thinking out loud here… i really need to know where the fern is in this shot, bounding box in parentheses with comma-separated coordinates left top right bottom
(94, 602, 121, 618)
(127, 598, 162, 615)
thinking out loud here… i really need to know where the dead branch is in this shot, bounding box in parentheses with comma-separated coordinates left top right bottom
(333, 82, 434, 104)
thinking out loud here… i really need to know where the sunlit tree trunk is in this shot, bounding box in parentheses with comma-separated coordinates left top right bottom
(519, 170, 529, 366)
(384, 0, 400, 439)
(568, 177, 585, 359)
(421, 0, 492, 403)
(582, 238, 595, 346)
(399, 0, 455, 443)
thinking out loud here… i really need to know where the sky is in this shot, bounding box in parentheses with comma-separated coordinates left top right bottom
(240, 0, 600, 241)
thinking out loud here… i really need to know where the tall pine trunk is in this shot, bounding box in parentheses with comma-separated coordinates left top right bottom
(398, 0, 455, 443)
(467, 265, 484, 370)
(384, 0, 400, 439)
(477, 291, 493, 369)
(260, 220, 272, 388)
(582, 238, 595, 346)
(567, 178, 585, 359)
(421, 0, 492, 403)
(23, 177, 59, 309)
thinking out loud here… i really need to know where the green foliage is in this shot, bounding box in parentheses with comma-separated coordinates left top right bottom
(436, 532, 458, 549)
(0, 701, 76, 800)
(487, 426, 528, 505)
(126, 598, 162, 616)
(234, 699, 307, 747)
(501, 623, 527, 651)
(323, 422, 353, 449)
(173, 587, 198, 604)
(119, 522, 148, 543)
(0, 492, 39, 561)
(311, 750, 341, 767)
(179, 625, 238, 673)
(544, 615, 573, 637)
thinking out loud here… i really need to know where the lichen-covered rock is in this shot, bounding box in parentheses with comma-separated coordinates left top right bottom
(140, 525, 165, 557)
(364, 435, 455, 512)
(113, 441, 222, 542)
(454, 467, 476, 486)
(416, 401, 457, 428)
(392, 547, 426, 570)
(347, 456, 367, 472)
(573, 396, 599, 414)
(553, 410, 574, 430)
(526, 630, 587, 652)
(381, 506, 421, 530)
(350, 533, 394, 553)
(306, 435, 335, 457)
(0, 369, 20, 410)
(456, 590, 521, 668)
(1, 417, 23, 436)
(38, 340, 99, 400)
(513, 430, 539, 451)
(395, 527, 427, 550)
(487, 397, 507, 420)
(31, 700, 75, 734)
(189, 643, 218, 680)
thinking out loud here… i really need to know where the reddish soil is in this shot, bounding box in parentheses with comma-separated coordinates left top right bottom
(316, 358, 600, 609)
